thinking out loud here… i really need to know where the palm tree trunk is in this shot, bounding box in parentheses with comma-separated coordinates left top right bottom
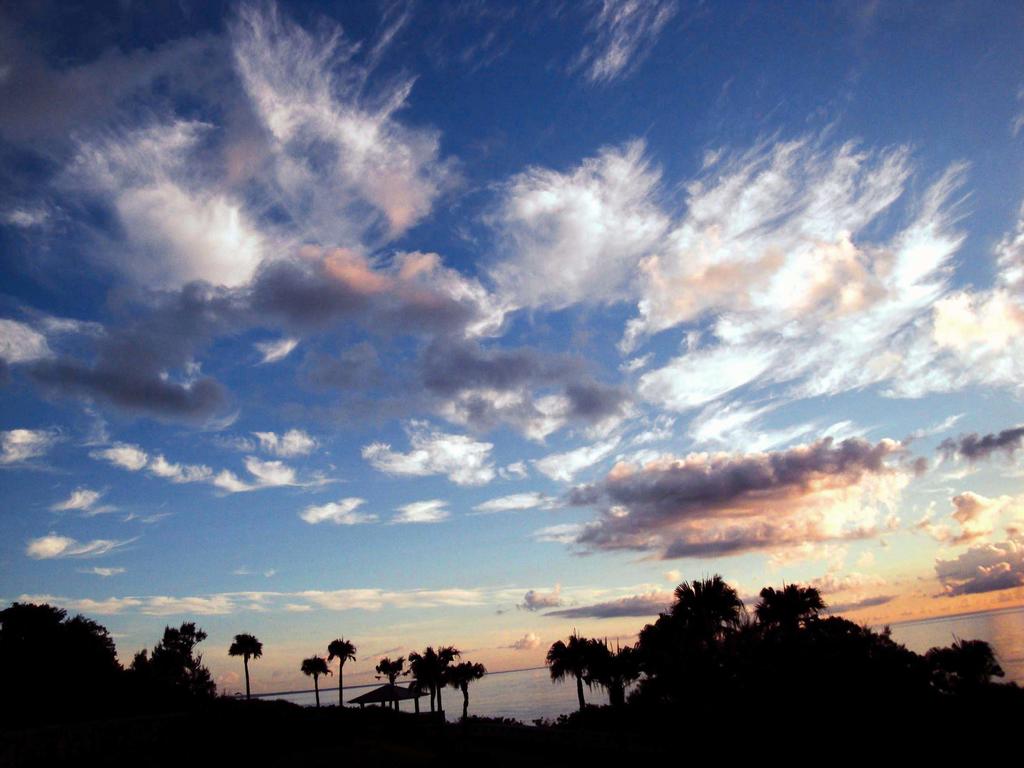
(575, 673, 585, 711)
(437, 684, 443, 713)
(338, 665, 344, 707)
(462, 685, 469, 720)
(314, 676, 320, 708)
(244, 655, 251, 700)
(429, 686, 435, 712)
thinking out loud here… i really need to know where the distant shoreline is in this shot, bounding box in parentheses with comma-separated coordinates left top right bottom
(247, 665, 548, 700)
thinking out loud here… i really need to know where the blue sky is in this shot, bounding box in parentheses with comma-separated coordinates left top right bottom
(2, 0, 1024, 693)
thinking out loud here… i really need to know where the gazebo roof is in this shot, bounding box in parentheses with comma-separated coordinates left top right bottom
(348, 683, 422, 705)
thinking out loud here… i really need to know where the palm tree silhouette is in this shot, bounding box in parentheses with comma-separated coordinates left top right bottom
(408, 645, 461, 713)
(546, 633, 594, 712)
(755, 584, 825, 631)
(435, 645, 460, 714)
(585, 641, 639, 707)
(327, 638, 356, 707)
(446, 661, 486, 719)
(301, 656, 331, 708)
(374, 656, 406, 710)
(671, 575, 745, 644)
(408, 648, 437, 711)
(227, 633, 263, 700)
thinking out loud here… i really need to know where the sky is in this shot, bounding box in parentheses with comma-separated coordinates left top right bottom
(2, 0, 1024, 696)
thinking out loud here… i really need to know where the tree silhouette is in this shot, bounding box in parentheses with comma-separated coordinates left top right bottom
(755, 584, 825, 632)
(671, 575, 745, 645)
(926, 638, 1005, 692)
(375, 656, 406, 710)
(0, 602, 121, 723)
(409, 646, 461, 713)
(327, 638, 357, 707)
(228, 633, 263, 700)
(301, 656, 331, 707)
(408, 648, 437, 712)
(435, 645, 460, 714)
(546, 633, 595, 711)
(585, 641, 640, 707)
(132, 622, 215, 701)
(446, 661, 486, 719)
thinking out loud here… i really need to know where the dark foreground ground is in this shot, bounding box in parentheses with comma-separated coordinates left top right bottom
(2, 692, 1021, 767)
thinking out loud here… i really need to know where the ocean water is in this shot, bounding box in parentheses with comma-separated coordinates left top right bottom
(261, 606, 1024, 722)
(884, 605, 1024, 686)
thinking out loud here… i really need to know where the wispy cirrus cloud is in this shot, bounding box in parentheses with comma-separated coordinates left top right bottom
(391, 499, 449, 524)
(0, 429, 59, 465)
(300, 497, 377, 525)
(255, 337, 299, 364)
(50, 488, 110, 514)
(574, 0, 678, 84)
(26, 534, 133, 559)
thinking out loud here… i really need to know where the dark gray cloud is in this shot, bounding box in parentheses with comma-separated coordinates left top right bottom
(571, 437, 905, 559)
(939, 426, 1024, 462)
(419, 338, 630, 434)
(0, 13, 223, 146)
(935, 535, 1024, 596)
(27, 283, 243, 422)
(250, 260, 371, 330)
(301, 342, 381, 390)
(544, 592, 672, 619)
(828, 594, 896, 613)
(29, 360, 227, 420)
(420, 338, 577, 396)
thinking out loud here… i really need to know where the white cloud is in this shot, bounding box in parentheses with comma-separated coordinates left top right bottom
(500, 461, 529, 480)
(243, 456, 298, 486)
(392, 499, 449, 524)
(508, 632, 541, 651)
(0, 319, 51, 363)
(81, 567, 126, 577)
(90, 443, 148, 471)
(638, 345, 777, 412)
(575, 0, 678, 83)
(255, 337, 299, 364)
(472, 492, 553, 514)
(26, 534, 132, 559)
(532, 523, 584, 544)
(490, 140, 668, 310)
(533, 436, 620, 482)
(1, 429, 58, 464)
(51, 488, 103, 512)
(66, 120, 266, 288)
(3, 207, 49, 228)
(149, 454, 213, 484)
(300, 497, 377, 525)
(253, 429, 317, 457)
(362, 422, 495, 486)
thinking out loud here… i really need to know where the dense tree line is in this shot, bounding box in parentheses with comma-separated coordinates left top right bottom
(0, 603, 216, 728)
(545, 576, 1021, 726)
